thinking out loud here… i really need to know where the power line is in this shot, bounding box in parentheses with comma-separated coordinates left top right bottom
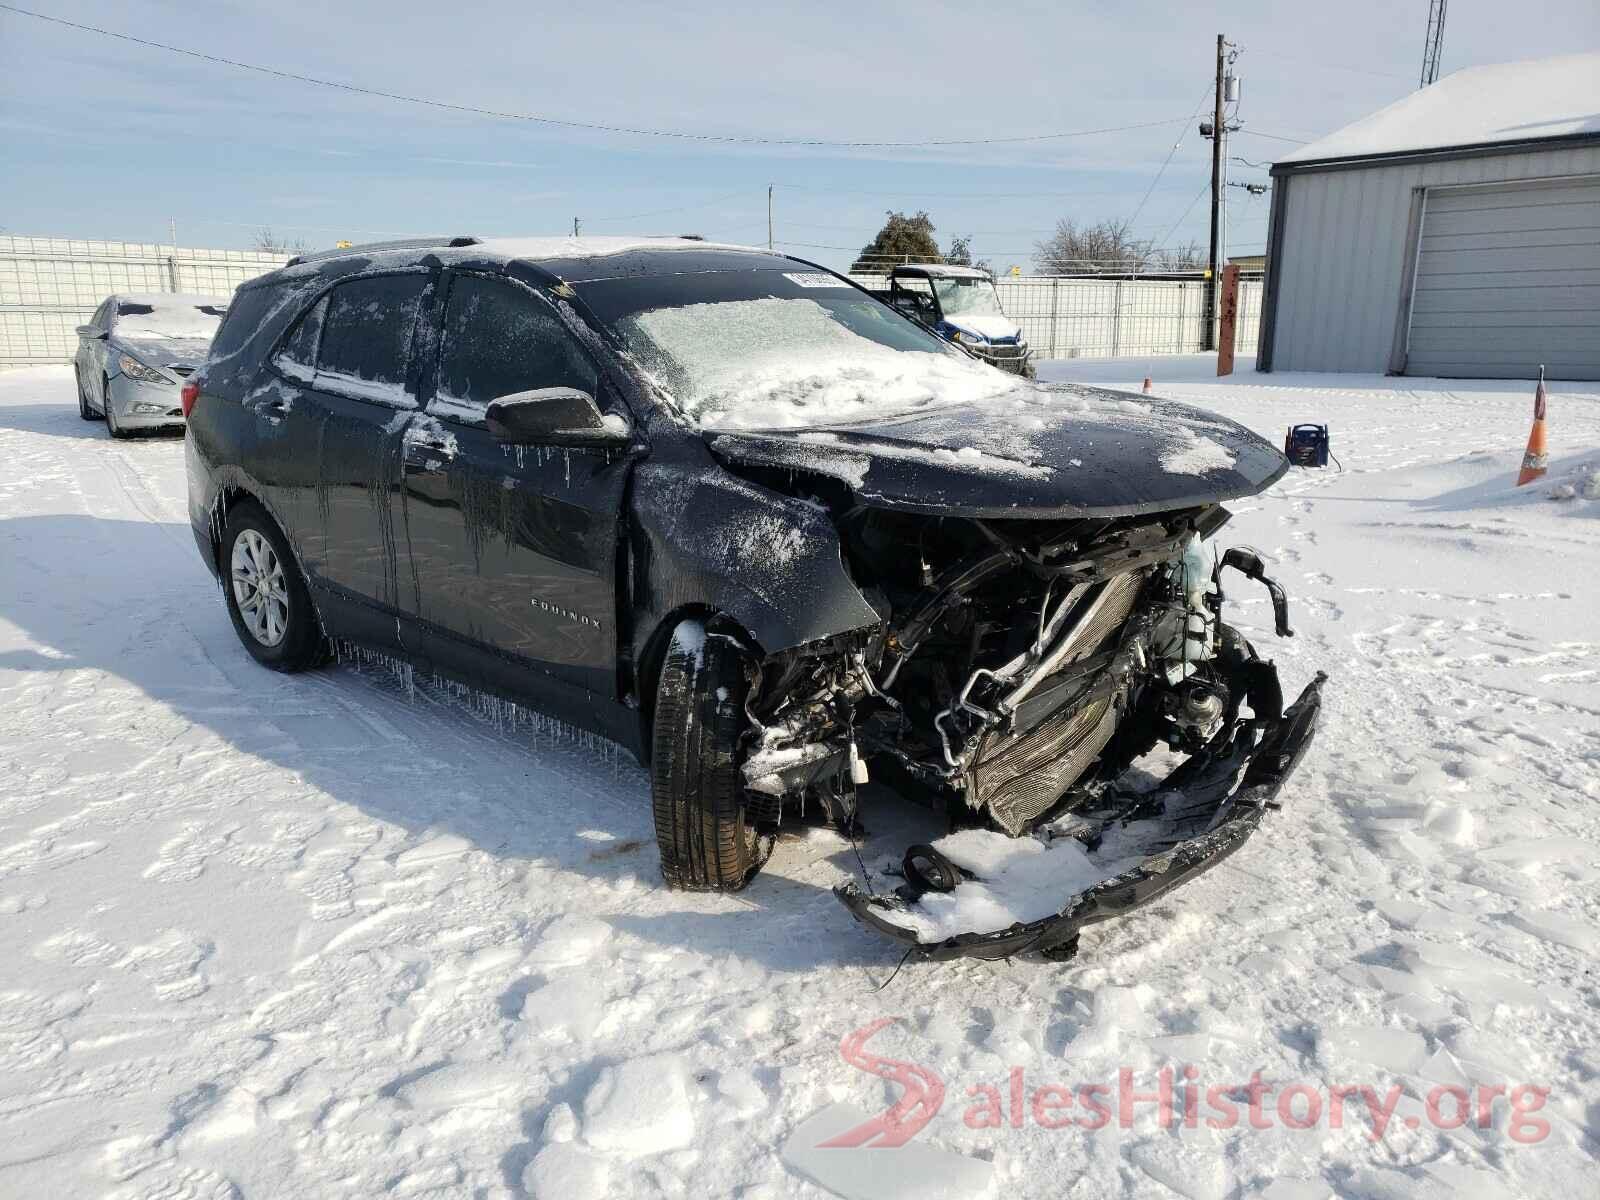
(1153, 179, 1211, 252)
(1127, 82, 1215, 231)
(1233, 129, 1311, 145)
(0, 4, 1193, 151)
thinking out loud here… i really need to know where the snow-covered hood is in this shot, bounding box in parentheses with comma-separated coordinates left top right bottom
(114, 337, 213, 371)
(706, 383, 1287, 518)
(942, 314, 1021, 342)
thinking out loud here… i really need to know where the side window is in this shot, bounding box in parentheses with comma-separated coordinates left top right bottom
(273, 295, 327, 382)
(433, 275, 598, 421)
(209, 284, 277, 360)
(315, 274, 428, 404)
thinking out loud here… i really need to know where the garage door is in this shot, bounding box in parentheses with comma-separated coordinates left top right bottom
(1405, 176, 1600, 380)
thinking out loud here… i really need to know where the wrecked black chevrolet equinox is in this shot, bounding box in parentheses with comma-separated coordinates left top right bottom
(187, 236, 1323, 960)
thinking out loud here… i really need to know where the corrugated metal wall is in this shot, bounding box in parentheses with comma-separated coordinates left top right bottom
(1266, 143, 1600, 374)
(1, 236, 287, 367)
(851, 274, 1263, 361)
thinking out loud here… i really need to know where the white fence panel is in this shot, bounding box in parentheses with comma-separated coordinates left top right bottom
(850, 273, 1263, 362)
(1, 236, 287, 367)
(3, 243, 1266, 369)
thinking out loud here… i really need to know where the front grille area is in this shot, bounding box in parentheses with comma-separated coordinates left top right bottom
(975, 344, 1029, 375)
(972, 693, 1119, 834)
(969, 569, 1147, 833)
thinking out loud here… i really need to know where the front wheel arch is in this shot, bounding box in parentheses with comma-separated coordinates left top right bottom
(634, 604, 760, 766)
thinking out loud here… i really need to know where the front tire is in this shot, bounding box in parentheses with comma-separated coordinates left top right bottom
(103, 377, 128, 439)
(221, 501, 322, 672)
(650, 620, 770, 891)
(76, 368, 97, 420)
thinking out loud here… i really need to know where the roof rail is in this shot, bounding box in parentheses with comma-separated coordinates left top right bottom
(285, 235, 481, 267)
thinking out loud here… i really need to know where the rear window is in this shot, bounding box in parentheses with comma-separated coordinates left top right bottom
(316, 274, 428, 400)
(114, 299, 227, 340)
(209, 286, 277, 359)
(273, 295, 328, 382)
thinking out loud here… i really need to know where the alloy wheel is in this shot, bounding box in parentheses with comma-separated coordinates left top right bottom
(230, 528, 291, 647)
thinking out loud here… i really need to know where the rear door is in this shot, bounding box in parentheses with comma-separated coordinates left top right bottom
(402, 270, 632, 703)
(297, 271, 432, 647)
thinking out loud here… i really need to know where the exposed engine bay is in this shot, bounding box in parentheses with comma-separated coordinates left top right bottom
(727, 498, 1325, 959)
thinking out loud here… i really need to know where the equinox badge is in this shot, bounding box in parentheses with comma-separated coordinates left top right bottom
(531, 596, 600, 629)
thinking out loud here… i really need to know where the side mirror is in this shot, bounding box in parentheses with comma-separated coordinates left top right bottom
(75, 325, 107, 339)
(484, 388, 630, 447)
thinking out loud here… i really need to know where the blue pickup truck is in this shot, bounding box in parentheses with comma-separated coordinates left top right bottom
(871, 263, 1034, 378)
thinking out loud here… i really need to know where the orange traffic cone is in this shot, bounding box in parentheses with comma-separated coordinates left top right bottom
(1142, 376, 1153, 394)
(1515, 367, 1549, 487)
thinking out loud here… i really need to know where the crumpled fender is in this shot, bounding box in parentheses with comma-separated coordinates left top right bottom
(627, 455, 882, 661)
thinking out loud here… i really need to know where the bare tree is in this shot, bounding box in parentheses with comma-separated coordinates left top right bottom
(1151, 240, 1205, 271)
(252, 226, 308, 256)
(1032, 218, 1152, 275)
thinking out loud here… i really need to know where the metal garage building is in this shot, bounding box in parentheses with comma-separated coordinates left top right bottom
(1258, 52, 1600, 380)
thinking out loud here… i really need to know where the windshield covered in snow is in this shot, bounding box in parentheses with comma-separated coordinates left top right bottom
(114, 298, 228, 341)
(579, 268, 1019, 430)
(932, 277, 1003, 317)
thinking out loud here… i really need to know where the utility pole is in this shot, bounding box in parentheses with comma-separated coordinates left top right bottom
(767, 185, 774, 249)
(573, 217, 581, 237)
(1204, 32, 1225, 351)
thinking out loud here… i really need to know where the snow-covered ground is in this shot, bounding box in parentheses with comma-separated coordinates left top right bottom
(1, 358, 1597, 1199)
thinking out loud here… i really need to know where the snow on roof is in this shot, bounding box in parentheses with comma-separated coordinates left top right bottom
(1279, 51, 1600, 166)
(115, 292, 231, 306)
(469, 235, 767, 261)
(893, 263, 990, 278)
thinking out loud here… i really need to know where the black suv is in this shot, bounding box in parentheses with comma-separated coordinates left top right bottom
(187, 236, 1323, 960)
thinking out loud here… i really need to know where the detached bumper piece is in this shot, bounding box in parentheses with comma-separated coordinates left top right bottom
(836, 671, 1327, 961)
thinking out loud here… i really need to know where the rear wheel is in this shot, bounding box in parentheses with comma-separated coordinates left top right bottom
(650, 620, 770, 891)
(222, 501, 322, 672)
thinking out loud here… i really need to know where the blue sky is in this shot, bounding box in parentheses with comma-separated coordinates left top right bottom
(3, 0, 1597, 273)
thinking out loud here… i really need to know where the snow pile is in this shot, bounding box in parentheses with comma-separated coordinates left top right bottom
(798, 429, 1051, 479)
(623, 297, 1020, 429)
(1547, 458, 1600, 503)
(470, 235, 759, 261)
(888, 828, 1143, 942)
(580, 1053, 695, 1158)
(1158, 423, 1239, 475)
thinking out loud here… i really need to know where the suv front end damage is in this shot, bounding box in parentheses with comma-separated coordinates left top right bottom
(724, 497, 1325, 960)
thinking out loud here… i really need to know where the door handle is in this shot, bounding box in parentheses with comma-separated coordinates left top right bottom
(402, 434, 456, 466)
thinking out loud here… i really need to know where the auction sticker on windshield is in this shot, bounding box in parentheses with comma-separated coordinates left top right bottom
(783, 272, 849, 288)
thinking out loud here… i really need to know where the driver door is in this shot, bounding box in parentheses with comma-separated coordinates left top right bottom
(402, 271, 633, 706)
